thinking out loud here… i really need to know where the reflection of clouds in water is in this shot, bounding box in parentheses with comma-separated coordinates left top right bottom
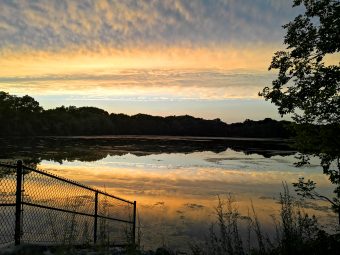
(154, 201, 165, 207)
(206, 157, 260, 162)
(258, 196, 276, 200)
(299, 201, 332, 213)
(271, 157, 292, 164)
(38, 148, 336, 250)
(184, 203, 205, 210)
(42, 160, 330, 200)
(96, 151, 323, 175)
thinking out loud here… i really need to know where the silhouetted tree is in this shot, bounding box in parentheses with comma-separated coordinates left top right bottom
(0, 91, 294, 138)
(260, 0, 340, 223)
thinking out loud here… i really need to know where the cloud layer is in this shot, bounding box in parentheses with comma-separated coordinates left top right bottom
(0, 0, 299, 52)
(0, 68, 275, 99)
(0, 0, 304, 121)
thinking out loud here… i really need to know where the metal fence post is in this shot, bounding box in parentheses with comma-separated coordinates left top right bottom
(94, 191, 98, 244)
(15, 160, 23, 246)
(132, 201, 136, 246)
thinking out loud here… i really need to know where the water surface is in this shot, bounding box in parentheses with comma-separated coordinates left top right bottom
(0, 136, 336, 250)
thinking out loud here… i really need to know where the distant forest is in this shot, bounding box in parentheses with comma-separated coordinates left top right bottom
(0, 91, 293, 138)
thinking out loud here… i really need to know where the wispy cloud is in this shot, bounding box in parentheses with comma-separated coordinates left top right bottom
(0, 0, 299, 52)
(0, 0, 305, 120)
(0, 68, 275, 99)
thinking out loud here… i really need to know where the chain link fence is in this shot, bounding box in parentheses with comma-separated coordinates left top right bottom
(0, 161, 136, 248)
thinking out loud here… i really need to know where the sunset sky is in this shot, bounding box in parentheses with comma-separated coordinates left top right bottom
(0, 0, 306, 122)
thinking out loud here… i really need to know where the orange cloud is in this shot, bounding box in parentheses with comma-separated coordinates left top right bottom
(0, 45, 280, 99)
(0, 45, 278, 77)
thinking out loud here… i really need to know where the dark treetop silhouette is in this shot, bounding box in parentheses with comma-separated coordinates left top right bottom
(260, 0, 340, 223)
(0, 91, 293, 138)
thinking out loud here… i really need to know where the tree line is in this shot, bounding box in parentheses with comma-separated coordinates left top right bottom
(0, 91, 293, 137)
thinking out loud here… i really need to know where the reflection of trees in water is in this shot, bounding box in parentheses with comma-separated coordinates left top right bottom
(0, 137, 295, 164)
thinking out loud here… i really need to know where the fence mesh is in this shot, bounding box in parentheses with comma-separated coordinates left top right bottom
(0, 164, 16, 205)
(21, 205, 95, 245)
(0, 206, 15, 246)
(0, 164, 16, 246)
(97, 193, 134, 245)
(0, 162, 135, 247)
(23, 168, 95, 215)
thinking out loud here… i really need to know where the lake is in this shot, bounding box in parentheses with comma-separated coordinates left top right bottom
(0, 136, 336, 251)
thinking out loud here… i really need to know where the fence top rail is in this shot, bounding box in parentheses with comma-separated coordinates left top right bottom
(0, 162, 134, 205)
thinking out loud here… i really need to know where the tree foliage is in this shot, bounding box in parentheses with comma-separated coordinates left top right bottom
(0, 91, 293, 138)
(260, 0, 340, 125)
(260, 0, 340, 223)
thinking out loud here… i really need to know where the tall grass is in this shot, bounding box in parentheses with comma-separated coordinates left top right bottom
(192, 183, 340, 255)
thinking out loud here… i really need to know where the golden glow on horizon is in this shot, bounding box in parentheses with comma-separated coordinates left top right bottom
(1, 47, 338, 102)
(2, 47, 338, 77)
(0, 80, 268, 100)
(0, 45, 277, 77)
(0, 45, 280, 100)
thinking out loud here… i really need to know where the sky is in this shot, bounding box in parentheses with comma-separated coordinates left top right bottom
(0, 0, 305, 122)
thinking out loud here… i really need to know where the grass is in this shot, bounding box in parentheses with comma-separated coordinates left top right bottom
(191, 183, 340, 255)
(3, 176, 339, 254)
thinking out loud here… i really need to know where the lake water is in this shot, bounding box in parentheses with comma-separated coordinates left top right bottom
(0, 136, 336, 250)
